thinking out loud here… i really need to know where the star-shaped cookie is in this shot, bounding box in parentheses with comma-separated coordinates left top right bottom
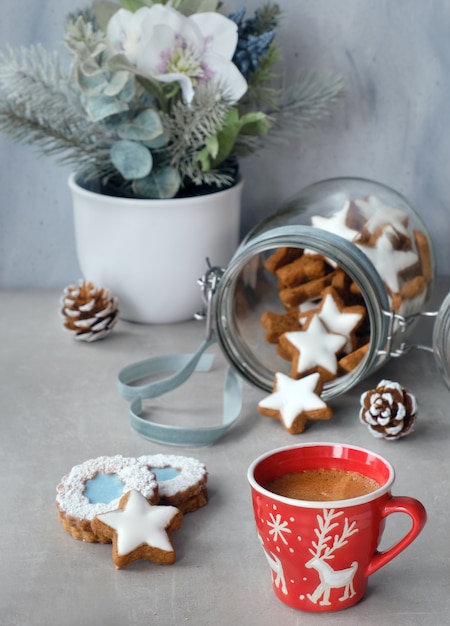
(356, 231, 418, 293)
(354, 196, 409, 239)
(92, 490, 182, 569)
(300, 286, 366, 353)
(279, 315, 347, 381)
(311, 201, 360, 242)
(258, 372, 332, 433)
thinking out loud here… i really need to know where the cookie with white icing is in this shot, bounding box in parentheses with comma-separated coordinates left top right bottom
(138, 454, 208, 514)
(299, 286, 366, 354)
(258, 371, 332, 434)
(279, 315, 347, 382)
(56, 455, 159, 543)
(92, 490, 183, 568)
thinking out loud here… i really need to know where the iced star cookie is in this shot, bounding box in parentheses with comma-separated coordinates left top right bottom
(92, 490, 183, 569)
(56, 455, 159, 543)
(279, 315, 347, 382)
(138, 454, 208, 514)
(258, 371, 332, 434)
(299, 286, 366, 353)
(356, 230, 419, 294)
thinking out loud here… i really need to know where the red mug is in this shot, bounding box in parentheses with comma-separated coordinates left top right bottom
(247, 442, 427, 612)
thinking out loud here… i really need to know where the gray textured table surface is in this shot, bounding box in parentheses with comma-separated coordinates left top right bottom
(1, 280, 450, 626)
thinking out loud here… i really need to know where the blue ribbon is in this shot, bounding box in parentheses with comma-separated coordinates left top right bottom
(117, 334, 243, 446)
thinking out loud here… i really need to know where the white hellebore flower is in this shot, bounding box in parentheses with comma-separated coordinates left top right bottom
(107, 5, 248, 105)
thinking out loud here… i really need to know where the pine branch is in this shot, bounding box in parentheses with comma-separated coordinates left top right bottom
(0, 44, 115, 177)
(235, 69, 345, 155)
(158, 84, 234, 186)
(270, 69, 345, 134)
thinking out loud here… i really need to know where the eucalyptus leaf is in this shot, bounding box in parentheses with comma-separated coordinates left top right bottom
(108, 54, 168, 110)
(103, 71, 130, 97)
(111, 139, 153, 179)
(144, 132, 167, 149)
(118, 109, 164, 141)
(132, 166, 181, 198)
(85, 94, 129, 121)
(77, 67, 108, 96)
(79, 57, 104, 78)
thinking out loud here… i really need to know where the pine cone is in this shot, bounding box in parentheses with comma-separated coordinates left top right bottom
(359, 379, 417, 440)
(61, 281, 119, 342)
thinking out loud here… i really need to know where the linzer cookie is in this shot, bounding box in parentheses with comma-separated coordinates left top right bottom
(56, 454, 209, 545)
(56, 455, 159, 543)
(138, 454, 208, 514)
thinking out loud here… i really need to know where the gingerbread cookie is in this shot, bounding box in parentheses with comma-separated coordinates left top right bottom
(279, 272, 336, 308)
(275, 254, 327, 289)
(138, 454, 208, 514)
(56, 455, 159, 543)
(260, 309, 302, 344)
(92, 490, 183, 568)
(299, 286, 366, 353)
(264, 247, 303, 274)
(258, 371, 332, 434)
(279, 315, 347, 382)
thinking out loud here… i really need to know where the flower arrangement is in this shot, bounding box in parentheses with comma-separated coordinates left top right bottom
(0, 0, 344, 199)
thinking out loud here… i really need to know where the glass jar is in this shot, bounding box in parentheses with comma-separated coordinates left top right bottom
(206, 177, 439, 399)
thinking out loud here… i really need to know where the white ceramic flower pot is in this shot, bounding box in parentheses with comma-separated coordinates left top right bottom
(69, 174, 243, 324)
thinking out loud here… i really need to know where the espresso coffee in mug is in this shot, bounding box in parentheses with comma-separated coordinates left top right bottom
(247, 443, 427, 612)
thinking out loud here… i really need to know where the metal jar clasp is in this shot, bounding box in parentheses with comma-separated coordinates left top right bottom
(380, 309, 438, 357)
(195, 258, 225, 339)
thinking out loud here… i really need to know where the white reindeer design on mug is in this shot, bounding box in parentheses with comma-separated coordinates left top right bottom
(258, 534, 288, 595)
(305, 509, 359, 606)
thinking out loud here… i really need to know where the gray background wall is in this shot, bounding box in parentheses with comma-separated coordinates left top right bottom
(1, 0, 449, 288)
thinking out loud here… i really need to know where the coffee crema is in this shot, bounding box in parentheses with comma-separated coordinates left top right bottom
(264, 468, 381, 501)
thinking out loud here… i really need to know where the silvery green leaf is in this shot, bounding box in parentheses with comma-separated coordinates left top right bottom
(77, 68, 108, 96)
(132, 166, 181, 198)
(103, 71, 130, 97)
(79, 56, 103, 78)
(118, 109, 164, 142)
(115, 78, 135, 104)
(110, 139, 153, 180)
(85, 94, 129, 121)
(144, 132, 167, 149)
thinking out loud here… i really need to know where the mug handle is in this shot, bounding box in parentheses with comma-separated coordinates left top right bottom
(366, 496, 427, 577)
